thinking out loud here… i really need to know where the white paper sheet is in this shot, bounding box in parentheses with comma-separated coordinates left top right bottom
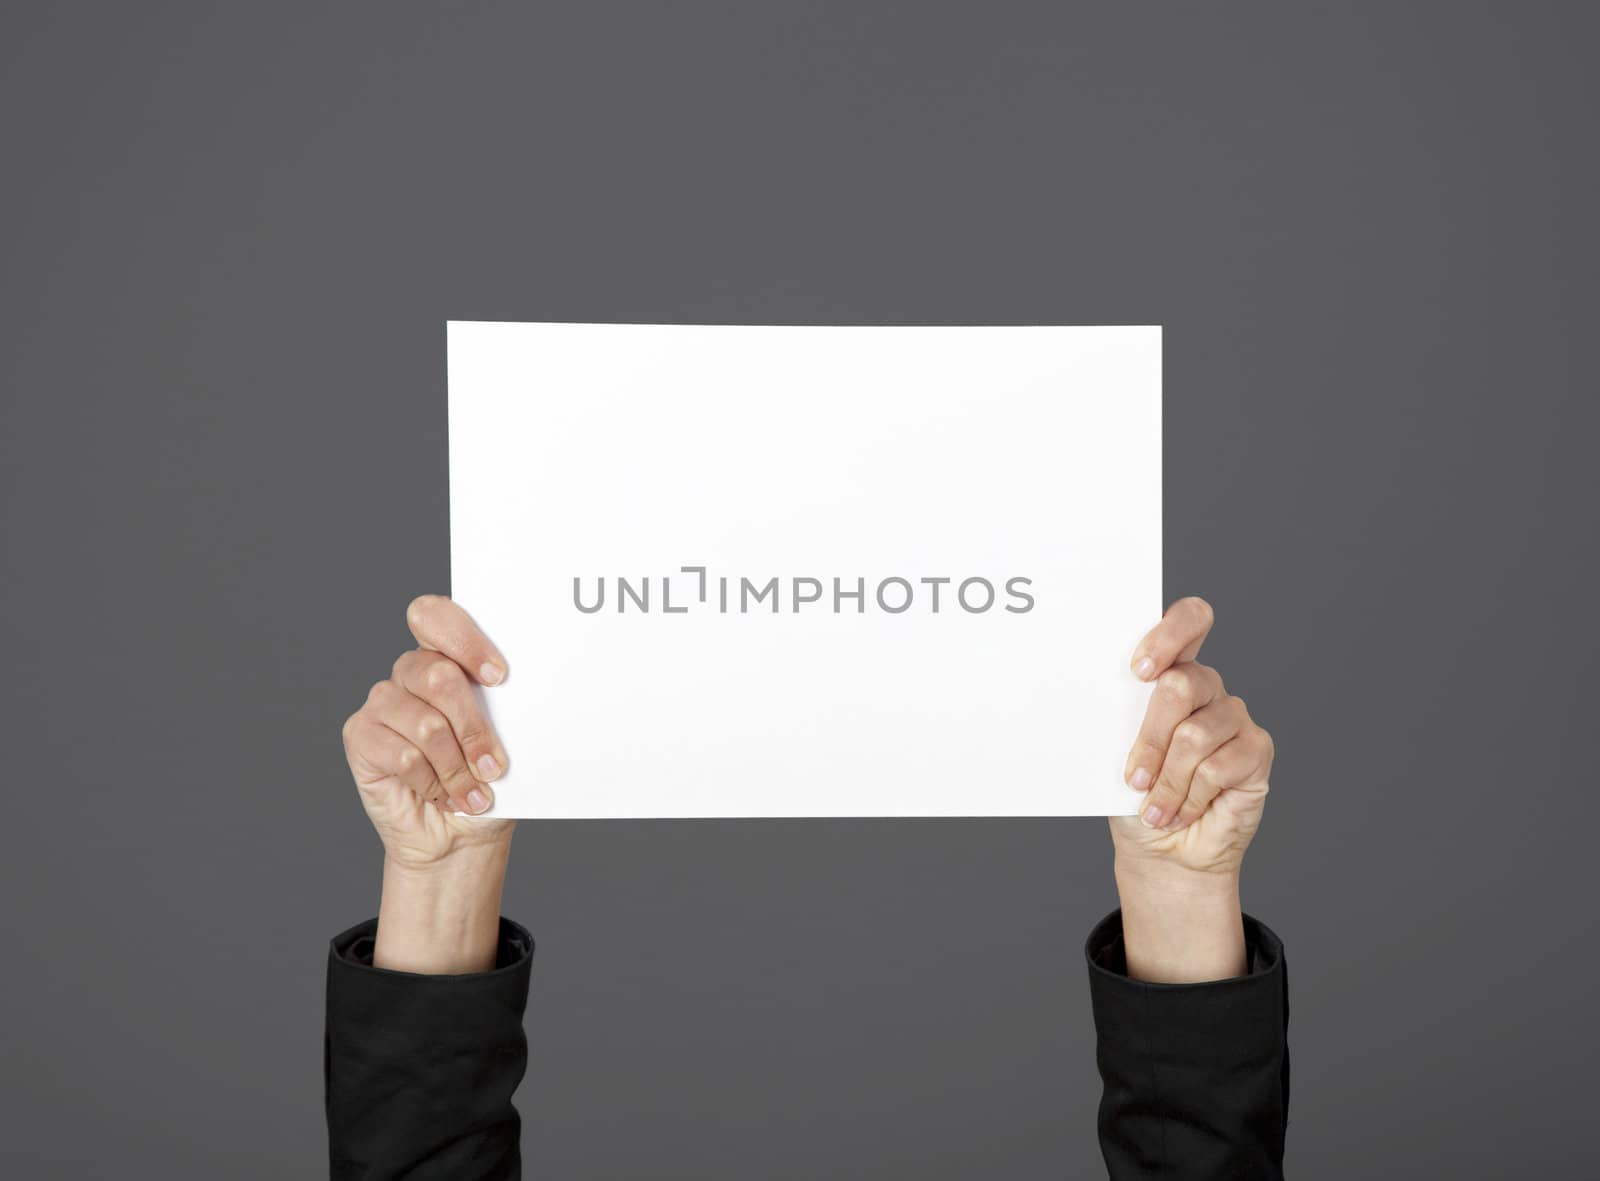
(448, 323, 1159, 818)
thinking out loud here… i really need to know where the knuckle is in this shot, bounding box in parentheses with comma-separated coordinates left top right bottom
(407, 594, 448, 628)
(424, 658, 464, 695)
(456, 719, 490, 751)
(1193, 757, 1226, 791)
(395, 746, 421, 774)
(1149, 786, 1183, 813)
(414, 713, 446, 744)
(1172, 720, 1206, 750)
(1137, 735, 1167, 761)
(340, 713, 361, 747)
(366, 680, 391, 705)
(1156, 667, 1194, 707)
(1149, 772, 1184, 805)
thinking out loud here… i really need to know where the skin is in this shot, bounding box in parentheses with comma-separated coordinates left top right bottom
(1114, 595, 1274, 981)
(342, 593, 1273, 982)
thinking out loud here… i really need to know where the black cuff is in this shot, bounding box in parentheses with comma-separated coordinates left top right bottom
(1085, 909, 1289, 1180)
(331, 915, 534, 974)
(1086, 907, 1284, 984)
(325, 917, 534, 1179)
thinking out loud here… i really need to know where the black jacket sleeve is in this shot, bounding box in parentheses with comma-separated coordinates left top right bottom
(324, 917, 534, 1180)
(325, 910, 1284, 1179)
(1086, 910, 1290, 1180)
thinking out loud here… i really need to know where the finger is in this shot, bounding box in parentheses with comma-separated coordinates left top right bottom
(366, 680, 492, 814)
(406, 594, 507, 687)
(1141, 695, 1247, 829)
(1124, 662, 1224, 793)
(1130, 596, 1215, 681)
(1171, 723, 1274, 830)
(393, 649, 508, 784)
(343, 710, 446, 807)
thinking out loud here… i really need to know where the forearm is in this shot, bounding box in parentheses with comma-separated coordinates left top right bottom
(375, 839, 512, 974)
(1114, 858, 1246, 983)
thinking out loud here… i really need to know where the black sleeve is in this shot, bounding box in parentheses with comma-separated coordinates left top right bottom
(324, 917, 534, 1180)
(1086, 910, 1289, 1180)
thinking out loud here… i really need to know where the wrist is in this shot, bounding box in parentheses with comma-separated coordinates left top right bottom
(374, 838, 511, 974)
(1114, 857, 1246, 983)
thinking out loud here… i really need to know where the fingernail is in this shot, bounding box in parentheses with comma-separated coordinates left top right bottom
(475, 754, 501, 781)
(1141, 805, 1163, 827)
(467, 788, 490, 814)
(479, 662, 505, 686)
(1130, 767, 1153, 792)
(1133, 657, 1155, 680)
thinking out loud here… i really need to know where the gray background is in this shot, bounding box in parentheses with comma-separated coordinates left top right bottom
(2, 3, 1595, 1176)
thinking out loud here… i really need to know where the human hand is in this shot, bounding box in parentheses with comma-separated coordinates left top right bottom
(1114, 596, 1274, 875)
(340, 595, 514, 869)
(340, 596, 516, 974)
(1109, 597, 1276, 981)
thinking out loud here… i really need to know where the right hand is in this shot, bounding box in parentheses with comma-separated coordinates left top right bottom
(340, 595, 514, 870)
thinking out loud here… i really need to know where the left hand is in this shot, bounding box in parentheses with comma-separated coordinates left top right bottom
(1112, 596, 1275, 879)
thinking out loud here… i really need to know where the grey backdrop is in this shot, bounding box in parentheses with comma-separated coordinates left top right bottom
(2, 3, 1595, 1177)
